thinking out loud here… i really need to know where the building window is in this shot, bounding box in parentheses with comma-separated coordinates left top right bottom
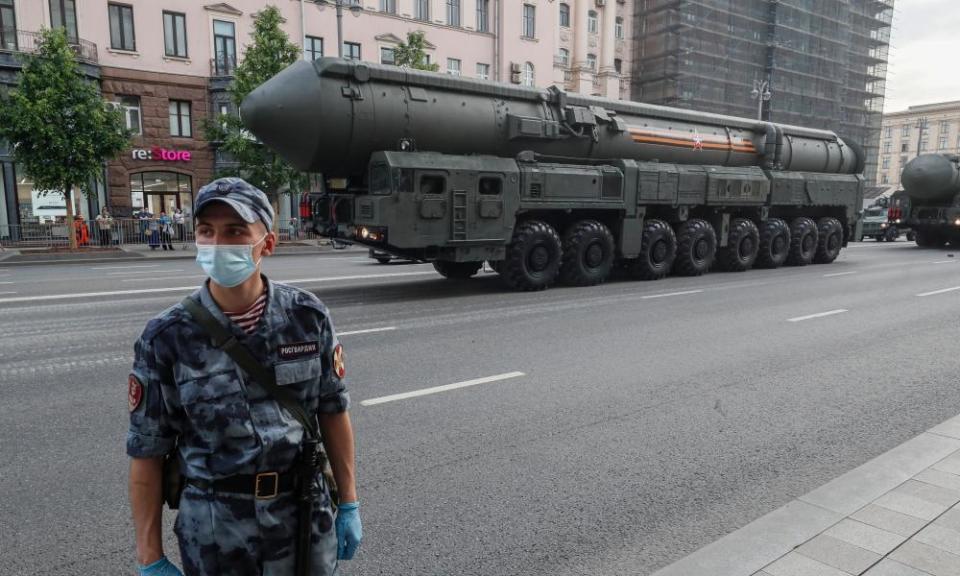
(49, 0, 78, 44)
(899, 156, 908, 166)
(476, 63, 489, 80)
(901, 125, 910, 137)
(169, 100, 192, 138)
(163, 11, 187, 58)
(447, 0, 460, 26)
(216, 102, 231, 129)
(920, 139, 928, 151)
(381, 47, 395, 65)
(0, 0, 17, 51)
(129, 172, 193, 216)
(559, 3, 570, 27)
(115, 95, 142, 136)
(380, 0, 396, 13)
(108, 3, 135, 51)
(587, 53, 597, 71)
(477, 0, 489, 33)
(213, 20, 236, 76)
(940, 121, 950, 134)
(522, 62, 534, 86)
(343, 42, 361, 60)
(882, 141, 891, 154)
(614, 58, 622, 73)
(881, 174, 888, 184)
(559, 48, 569, 67)
(884, 126, 892, 139)
(881, 156, 890, 169)
(414, 0, 429, 21)
(940, 135, 949, 149)
(447, 58, 461, 76)
(900, 142, 909, 153)
(616, 17, 624, 40)
(522, 4, 536, 39)
(305, 36, 323, 61)
(588, 10, 598, 34)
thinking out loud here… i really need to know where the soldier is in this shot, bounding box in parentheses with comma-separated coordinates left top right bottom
(127, 177, 362, 575)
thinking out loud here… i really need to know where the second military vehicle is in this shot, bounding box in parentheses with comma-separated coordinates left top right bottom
(860, 202, 897, 242)
(241, 58, 865, 290)
(899, 154, 960, 247)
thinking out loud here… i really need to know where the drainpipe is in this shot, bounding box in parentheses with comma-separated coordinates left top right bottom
(494, 0, 502, 81)
(300, 0, 306, 53)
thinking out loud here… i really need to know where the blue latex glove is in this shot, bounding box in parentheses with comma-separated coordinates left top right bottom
(138, 557, 183, 576)
(336, 501, 363, 560)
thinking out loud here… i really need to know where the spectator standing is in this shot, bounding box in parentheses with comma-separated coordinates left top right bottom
(95, 207, 114, 247)
(159, 211, 174, 251)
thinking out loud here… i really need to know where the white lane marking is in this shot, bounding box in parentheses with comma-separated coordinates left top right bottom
(640, 289, 704, 300)
(107, 269, 183, 276)
(0, 271, 437, 304)
(0, 281, 13, 285)
(823, 271, 858, 278)
(917, 286, 960, 298)
(0, 291, 16, 295)
(122, 275, 206, 283)
(932, 260, 957, 265)
(90, 264, 163, 270)
(787, 309, 849, 322)
(360, 372, 525, 407)
(338, 326, 397, 337)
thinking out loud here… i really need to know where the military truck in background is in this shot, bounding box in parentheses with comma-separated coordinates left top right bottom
(899, 154, 960, 247)
(860, 202, 897, 242)
(241, 59, 865, 291)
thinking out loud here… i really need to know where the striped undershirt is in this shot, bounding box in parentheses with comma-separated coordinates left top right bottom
(223, 291, 268, 335)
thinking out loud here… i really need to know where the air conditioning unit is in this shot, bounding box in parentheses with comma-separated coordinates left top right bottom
(510, 62, 521, 73)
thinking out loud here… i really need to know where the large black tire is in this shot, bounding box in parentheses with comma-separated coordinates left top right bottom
(433, 260, 482, 279)
(673, 219, 716, 276)
(756, 218, 790, 269)
(376, 257, 391, 264)
(884, 226, 898, 242)
(915, 229, 942, 248)
(500, 220, 562, 291)
(560, 220, 616, 286)
(626, 218, 676, 280)
(717, 218, 759, 272)
(787, 217, 818, 266)
(814, 217, 844, 264)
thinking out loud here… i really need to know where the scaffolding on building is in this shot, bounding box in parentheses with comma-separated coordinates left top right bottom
(632, 0, 894, 184)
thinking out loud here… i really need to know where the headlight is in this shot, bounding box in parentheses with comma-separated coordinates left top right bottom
(357, 226, 386, 242)
(954, 218, 960, 226)
(895, 219, 902, 224)
(880, 222, 888, 229)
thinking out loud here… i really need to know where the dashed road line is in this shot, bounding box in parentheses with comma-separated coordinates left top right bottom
(0, 291, 16, 295)
(932, 260, 957, 265)
(360, 371, 526, 407)
(823, 271, 858, 278)
(0, 281, 13, 284)
(917, 286, 960, 298)
(339, 326, 397, 337)
(640, 289, 704, 300)
(90, 264, 163, 270)
(122, 275, 206, 283)
(787, 309, 849, 322)
(107, 269, 183, 276)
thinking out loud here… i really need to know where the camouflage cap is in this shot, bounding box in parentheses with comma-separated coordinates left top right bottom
(195, 177, 274, 230)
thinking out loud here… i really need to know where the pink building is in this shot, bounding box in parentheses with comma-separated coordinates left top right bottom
(0, 0, 632, 227)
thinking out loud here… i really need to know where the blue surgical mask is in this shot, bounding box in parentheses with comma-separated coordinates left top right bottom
(195, 235, 266, 288)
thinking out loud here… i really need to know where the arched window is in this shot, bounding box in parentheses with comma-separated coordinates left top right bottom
(587, 10, 598, 34)
(522, 62, 535, 87)
(559, 3, 570, 27)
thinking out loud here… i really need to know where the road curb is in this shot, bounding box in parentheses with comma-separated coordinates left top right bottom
(0, 247, 367, 266)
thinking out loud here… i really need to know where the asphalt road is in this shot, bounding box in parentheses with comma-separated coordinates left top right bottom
(1, 241, 959, 575)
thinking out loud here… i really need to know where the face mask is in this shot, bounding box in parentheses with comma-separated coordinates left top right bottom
(196, 235, 266, 288)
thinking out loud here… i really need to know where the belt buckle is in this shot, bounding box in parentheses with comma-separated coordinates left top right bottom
(255, 472, 279, 499)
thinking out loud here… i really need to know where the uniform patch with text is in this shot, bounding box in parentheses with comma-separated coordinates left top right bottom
(333, 344, 346, 379)
(278, 340, 320, 360)
(128, 375, 143, 412)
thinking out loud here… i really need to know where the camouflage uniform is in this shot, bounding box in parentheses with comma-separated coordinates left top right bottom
(127, 278, 347, 576)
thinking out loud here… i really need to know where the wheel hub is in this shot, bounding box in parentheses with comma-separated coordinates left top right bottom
(528, 245, 550, 272)
(828, 233, 840, 251)
(773, 235, 786, 254)
(740, 237, 755, 259)
(585, 243, 604, 268)
(802, 234, 815, 252)
(651, 240, 667, 264)
(694, 237, 709, 260)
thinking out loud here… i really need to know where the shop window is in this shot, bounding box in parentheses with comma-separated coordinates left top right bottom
(559, 3, 570, 28)
(305, 35, 323, 61)
(169, 100, 192, 138)
(163, 11, 187, 58)
(108, 3, 135, 51)
(49, 0, 78, 44)
(15, 167, 66, 224)
(114, 95, 142, 136)
(0, 0, 17, 51)
(343, 42, 361, 60)
(130, 172, 192, 216)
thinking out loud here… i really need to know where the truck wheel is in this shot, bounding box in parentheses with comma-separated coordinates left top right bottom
(627, 218, 676, 280)
(376, 257, 391, 264)
(433, 261, 482, 279)
(501, 220, 562, 291)
(907, 231, 916, 242)
(757, 218, 790, 268)
(560, 220, 615, 286)
(717, 218, 759, 272)
(815, 217, 843, 263)
(874, 235, 884, 242)
(787, 217, 818, 266)
(673, 219, 716, 276)
(915, 229, 939, 248)
(884, 227, 898, 242)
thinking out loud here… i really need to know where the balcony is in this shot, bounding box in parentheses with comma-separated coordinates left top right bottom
(0, 30, 98, 63)
(210, 55, 238, 78)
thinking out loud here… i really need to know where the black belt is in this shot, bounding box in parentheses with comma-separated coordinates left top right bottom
(187, 470, 297, 499)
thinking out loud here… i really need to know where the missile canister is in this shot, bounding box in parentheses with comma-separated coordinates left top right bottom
(901, 154, 960, 203)
(241, 58, 862, 178)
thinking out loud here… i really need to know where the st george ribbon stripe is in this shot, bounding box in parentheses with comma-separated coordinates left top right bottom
(360, 372, 526, 407)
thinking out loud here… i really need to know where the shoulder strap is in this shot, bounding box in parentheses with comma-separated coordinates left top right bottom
(181, 297, 319, 440)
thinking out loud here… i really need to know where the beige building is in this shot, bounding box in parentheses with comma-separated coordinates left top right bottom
(877, 101, 960, 188)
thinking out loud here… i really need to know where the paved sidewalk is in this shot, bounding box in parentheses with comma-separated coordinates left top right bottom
(654, 414, 960, 576)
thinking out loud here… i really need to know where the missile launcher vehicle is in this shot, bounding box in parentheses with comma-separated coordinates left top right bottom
(899, 154, 960, 247)
(242, 58, 865, 290)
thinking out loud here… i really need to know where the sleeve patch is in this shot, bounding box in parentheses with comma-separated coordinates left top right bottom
(333, 344, 346, 379)
(128, 374, 144, 412)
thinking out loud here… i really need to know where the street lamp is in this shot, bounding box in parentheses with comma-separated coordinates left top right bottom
(751, 79, 771, 121)
(310, 0, 362, 58)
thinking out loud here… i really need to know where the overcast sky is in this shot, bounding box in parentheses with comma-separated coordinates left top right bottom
(883, 0, 960, 113)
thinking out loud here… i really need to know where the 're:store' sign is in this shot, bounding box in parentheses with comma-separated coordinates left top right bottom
(131, 147, 192, 162)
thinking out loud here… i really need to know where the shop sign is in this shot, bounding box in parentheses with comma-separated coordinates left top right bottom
(131, 147, 192, 162)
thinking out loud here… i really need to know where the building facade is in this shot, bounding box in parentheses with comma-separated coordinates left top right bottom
(631, 0, 894, 185)
(0, 0, 632, 230)
(876, 101, 960, 188)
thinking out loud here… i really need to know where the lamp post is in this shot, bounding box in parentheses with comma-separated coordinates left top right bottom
(311, 0, 362, 58)
(751, 79, 772, 121)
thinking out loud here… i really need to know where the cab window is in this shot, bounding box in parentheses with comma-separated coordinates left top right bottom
(420, 175, 445, 195)
(479, 177, 502, 195)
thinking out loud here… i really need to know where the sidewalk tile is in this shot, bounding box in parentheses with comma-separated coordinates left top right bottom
(824, 519, 906, 555)
(797, 534, 881, 574)
(851, 505, 929, 537)
(917, 470, 960, 495)
(915, 525, 960, 557)
(874, 491, 953, 521)
(764, 552, 854, 576)
(889, 540, 960, 576)
(898, 480, 960, 506)
(935, 508, 960, 533)
(931, 419, 960, 441)
(933, 453, 960, 477)
(864, 559, 936, 576)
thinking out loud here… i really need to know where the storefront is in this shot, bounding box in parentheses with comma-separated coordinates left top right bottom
(129, 170, 193, 217)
